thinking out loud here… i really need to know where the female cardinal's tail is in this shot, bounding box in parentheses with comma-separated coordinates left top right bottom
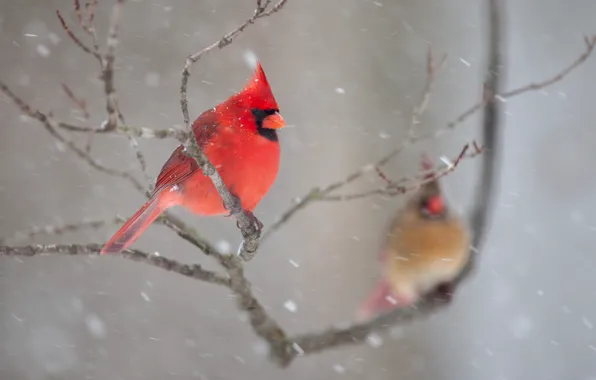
(101, 191, 176, 254)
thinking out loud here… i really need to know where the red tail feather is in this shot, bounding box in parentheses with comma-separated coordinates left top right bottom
(357, 279, 395, 320)
(101, 191, 177, 254)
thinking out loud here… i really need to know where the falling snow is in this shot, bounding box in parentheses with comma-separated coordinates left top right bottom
(284, 300, 297, 313)
(85, 314, 106, 339)
(36, 44, 50, 57)
(332, 364, 346, 374)
(292, 342, 304, 355)
(1, 3, 595, 380)
(366, 333, 383, 348)
(440, 156, 454, 169)
(216, 240, 232, 254)
(243, 50, 258, 69)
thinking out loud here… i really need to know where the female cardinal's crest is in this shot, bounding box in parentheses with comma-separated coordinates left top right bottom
(418, 154, 446, 216)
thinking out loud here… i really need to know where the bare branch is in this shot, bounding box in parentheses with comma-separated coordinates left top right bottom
(320, 142, 483, 202)
(85, 0, 98, 26)
(57, 121, 188, 140)
(264, 32, 596, 240)
(125, 132, 151, 189)
(102, 0, 124, 131)
(4, 0, 593, 370)
(0, 216, 125, 245)
(75, 0, 100, 53)
(179, 0, 289, 261)
(158, 212, 228, 265)
(180, 0, 291, 126)
(261, 188, 322, 240)
(221, 255, 291, 364)
(56, 9, 100, 61)
(0, 81, 146, 194)
(264, 46, 446, 240)
(284, 292, 452, 364)
(459, 0, 505, 282)
(61, 83, 90, 119)
(434, 34, 596, 138)
(502, 35, 596, 97)
(266, 0, 507, 366)
(0, 244, 230, 287)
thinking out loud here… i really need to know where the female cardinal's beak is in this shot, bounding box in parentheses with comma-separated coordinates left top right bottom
(262, 112, 285, 129)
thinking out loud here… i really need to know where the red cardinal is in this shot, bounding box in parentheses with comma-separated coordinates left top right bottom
(101, 63, 285, 254)
(358, 155, 470, 319)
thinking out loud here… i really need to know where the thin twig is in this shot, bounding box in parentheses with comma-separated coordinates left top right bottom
(61, 83, 90, 119)
(57, 121, 188, 140)
(75, 0, 100, 53)
(102, 0, 124, 131)
(55, 10, 100, 61)
(124, 132, 151, 188)
(221, 255, 291, 363)
(321, 142, 483, 202)
(85, 0, 98, 26)
(263, 47, 446, 241)
(158, 212, 228, 265)
(0, 81, 145, 194)
(0, 216, 126, 245)
(264, 32, 596, 240)
(434, 34, 596, 137)
(502, 35, 596, 97)
(0, 244, 231, 287)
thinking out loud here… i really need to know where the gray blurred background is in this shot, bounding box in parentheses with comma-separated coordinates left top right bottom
(1, 0, 596, 379)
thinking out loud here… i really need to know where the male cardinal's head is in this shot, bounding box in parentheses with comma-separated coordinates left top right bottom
(233, 62, 285, 138)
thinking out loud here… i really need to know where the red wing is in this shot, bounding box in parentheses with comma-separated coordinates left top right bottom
(152, 109, 220, 195)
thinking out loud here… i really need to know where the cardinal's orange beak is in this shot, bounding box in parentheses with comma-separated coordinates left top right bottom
(262, 112, 285, 130)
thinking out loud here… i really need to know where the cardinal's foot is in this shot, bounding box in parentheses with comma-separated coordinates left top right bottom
(236, 211, 263, 232)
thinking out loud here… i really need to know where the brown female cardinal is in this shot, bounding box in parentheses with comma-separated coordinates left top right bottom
(358, 155, 471, 319)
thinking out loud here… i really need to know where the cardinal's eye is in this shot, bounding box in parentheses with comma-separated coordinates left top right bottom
(252, 108, 280, 142)
(251, 108, 278, 126)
